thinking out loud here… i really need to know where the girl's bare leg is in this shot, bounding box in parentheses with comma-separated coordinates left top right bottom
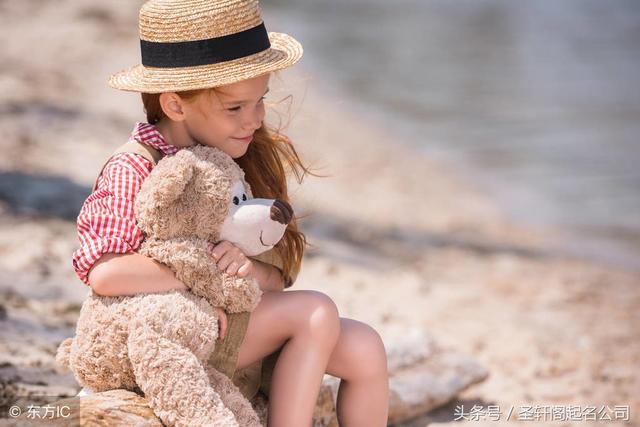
(325, 318, 389, 427)
(236, 290, 341, 427)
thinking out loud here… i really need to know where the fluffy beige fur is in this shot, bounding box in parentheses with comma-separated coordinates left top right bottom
(57, 146, 271, 427)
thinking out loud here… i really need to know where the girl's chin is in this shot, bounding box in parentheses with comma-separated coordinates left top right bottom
(227, 146, 249, 159)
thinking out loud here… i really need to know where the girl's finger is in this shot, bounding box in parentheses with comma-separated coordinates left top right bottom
(226, 261, 240, 275)
(237, 262, 251, 277)
(216, 251, 236, 272)
(218, 310, 227, 340)
(210, 241, 231, 260)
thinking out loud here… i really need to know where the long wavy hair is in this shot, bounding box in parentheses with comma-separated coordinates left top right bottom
(141, 88, 312, 287)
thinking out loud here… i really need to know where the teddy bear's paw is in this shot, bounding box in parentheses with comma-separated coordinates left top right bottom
(221, 276, 262, 314)
(207, 368, 262, 427)
(55, 338, 73, 373)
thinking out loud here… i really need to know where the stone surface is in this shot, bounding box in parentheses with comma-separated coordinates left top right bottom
(3, 333, 486, 426)
(313, 332, 489, 426)
(1, 389, 161, 426)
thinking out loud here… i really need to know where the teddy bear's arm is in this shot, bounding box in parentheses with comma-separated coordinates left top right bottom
(218, 274, 262, 313)
(139, 237, 261, 312)
(138, 237, 226, 307)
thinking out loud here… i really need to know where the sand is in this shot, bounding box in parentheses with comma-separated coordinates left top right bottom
(0, 1, 638, 426)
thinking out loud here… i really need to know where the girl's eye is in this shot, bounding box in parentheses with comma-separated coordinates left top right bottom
(233, 196, 240, 205)
(227, 97, 265, 112)
(242, 194, 247, 201)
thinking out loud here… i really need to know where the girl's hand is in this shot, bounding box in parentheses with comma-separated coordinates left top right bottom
(213, 306, 228, 340)
(208, 241, 254, 278)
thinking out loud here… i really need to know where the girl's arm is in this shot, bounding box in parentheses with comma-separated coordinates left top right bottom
(251, 260, 285, 293)
(89, 252, 285, 296)
(88, 252, 187, 296)
(89, 251, 233, 340)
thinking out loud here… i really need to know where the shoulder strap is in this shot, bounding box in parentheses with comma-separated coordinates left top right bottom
(91, 140, 165, 192)
(112, 140, 164, 165)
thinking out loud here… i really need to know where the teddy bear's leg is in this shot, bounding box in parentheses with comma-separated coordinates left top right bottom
(64, 296, 138, 393)
(128, 327, 240, 427)
(205, 366, 263, 427)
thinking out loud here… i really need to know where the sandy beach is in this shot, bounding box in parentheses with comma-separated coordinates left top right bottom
(1, 1, 638, 426)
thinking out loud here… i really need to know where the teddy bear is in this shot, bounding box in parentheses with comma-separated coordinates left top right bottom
(56, 145, 294, 427)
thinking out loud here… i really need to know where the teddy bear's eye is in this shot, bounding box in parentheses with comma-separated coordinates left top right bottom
(242, 194, 247, 201)
(233, 196, 240, 205)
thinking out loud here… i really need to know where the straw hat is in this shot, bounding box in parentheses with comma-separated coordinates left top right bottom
(109, 0, 303, 93)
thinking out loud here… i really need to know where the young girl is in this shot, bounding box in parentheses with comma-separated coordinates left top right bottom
(72, 0, 389, 425)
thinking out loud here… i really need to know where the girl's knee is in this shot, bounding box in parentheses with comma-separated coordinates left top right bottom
(293, 290, 341, 343)
(352, 324, 388, 381)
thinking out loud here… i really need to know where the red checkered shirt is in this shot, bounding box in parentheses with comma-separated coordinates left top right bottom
(72, 122, 179, 285)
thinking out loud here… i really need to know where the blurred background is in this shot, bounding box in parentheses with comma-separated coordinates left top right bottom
(0, 0, 638, 425)
(265, 0, 640, 271)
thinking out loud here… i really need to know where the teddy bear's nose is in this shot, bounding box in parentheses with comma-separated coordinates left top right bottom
(271, 199, 293, 225)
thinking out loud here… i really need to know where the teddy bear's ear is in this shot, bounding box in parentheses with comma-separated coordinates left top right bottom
(135, 150, 195, 215)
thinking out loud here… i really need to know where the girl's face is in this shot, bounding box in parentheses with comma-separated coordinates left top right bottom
(181, 73, 270, 158)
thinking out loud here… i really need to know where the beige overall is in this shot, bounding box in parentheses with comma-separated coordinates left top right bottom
(92, 140, 289, 400)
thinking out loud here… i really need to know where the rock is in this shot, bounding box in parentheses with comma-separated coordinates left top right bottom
(312, 384, 340, 427)
(313, 331, 489, 425)
(1, 389, 161, 426)
(10, 332, 486, 426)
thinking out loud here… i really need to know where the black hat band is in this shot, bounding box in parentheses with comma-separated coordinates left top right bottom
(141, 22, 271, 68)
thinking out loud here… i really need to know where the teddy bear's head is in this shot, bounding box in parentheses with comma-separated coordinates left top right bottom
(134, 145, 293, 256)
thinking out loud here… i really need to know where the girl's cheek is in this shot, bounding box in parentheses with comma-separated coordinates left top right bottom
(216, 117, 239, 135)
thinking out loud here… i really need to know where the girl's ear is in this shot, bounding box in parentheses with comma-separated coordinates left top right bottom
(135, 150, 195, 218)
(159, 92, 186, 121)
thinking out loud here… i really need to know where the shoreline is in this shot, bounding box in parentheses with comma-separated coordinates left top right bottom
(271, 67, 640, 425)
(279, 65, 640, 276)
(262, 1, 640, 278)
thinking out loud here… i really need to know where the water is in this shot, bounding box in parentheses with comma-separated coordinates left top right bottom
(263, 0, 640, 270)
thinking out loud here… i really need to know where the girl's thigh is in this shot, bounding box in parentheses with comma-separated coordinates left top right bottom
(235, 289, 339, 370)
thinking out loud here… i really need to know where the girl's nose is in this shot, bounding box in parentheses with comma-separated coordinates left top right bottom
(244, 108, 264, 132)
(270, 199, 293, 225)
